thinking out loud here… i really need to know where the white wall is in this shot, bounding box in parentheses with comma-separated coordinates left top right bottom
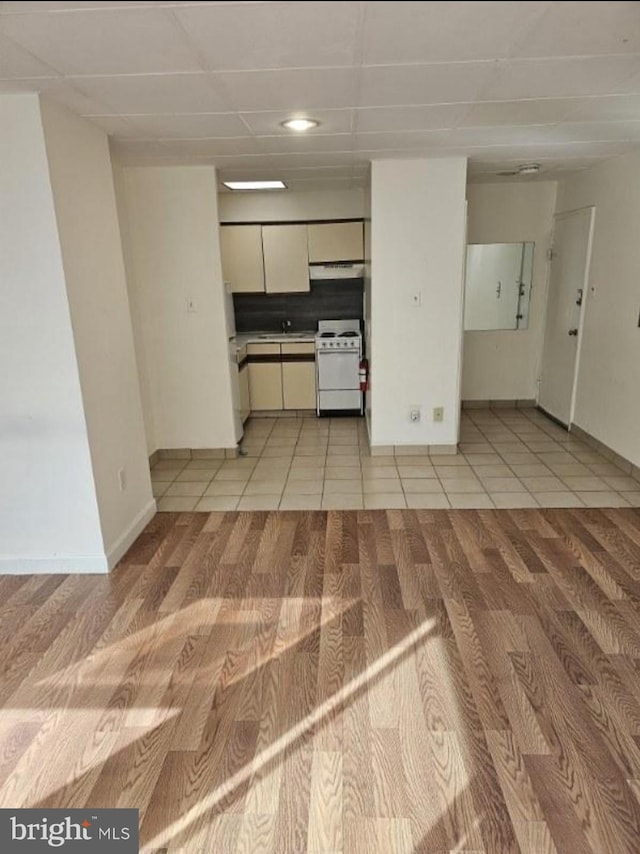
(218, 187, 365, 222)
(363, 172, 372, 433)
(555, 152, 640, 468)
(369, 158, 467, 448)
(0, 94, 107, 571)
(463, 181, 557, 401)
(40, 98, 154, 563)
(116, 166, 237, 452)
(113, 163, 156, 454)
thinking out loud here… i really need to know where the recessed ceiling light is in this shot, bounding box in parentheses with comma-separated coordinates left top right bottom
(223, 180, 287, 191)
(281, 118, 320, 132)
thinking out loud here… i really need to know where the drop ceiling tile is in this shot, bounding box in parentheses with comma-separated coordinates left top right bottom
(214, 67, 359, 112)
(359, 61, 502, 107)
(468, 154, 608, 175)
(267, 151, 361, 168)
(70, 73, 228, 114)
(563, 94, 640, 122)
(100, 112, 248, 139)
(240, 109, 353, 136)
(447, 140, 631, 160)
(355, 103, 467, 132)
(484, 55, 640, 101)
(254, 134, 353, 154)
(355, 129, 452, 150)
(0, 77, 112, 114)
(204, 154, 294, 170)
(83, 113, 142, 136)
(273, 166, 356, 180)
(152, 137, 261, 157)
(0, 2, 166, 10)
(547, 120, 640, 142)
(174, 1, 360, 70)
(363, 0, 547, 63)
(617, 66, 640, 94)
(448, 124, 559, 147)
(202, 152, 360, 171)
(0, 31, 57, 77)
(513, 1, 640, 58)
(284, 177, 356, 190)
(0, 7, 200, 74)
(458, 98, 577, 127)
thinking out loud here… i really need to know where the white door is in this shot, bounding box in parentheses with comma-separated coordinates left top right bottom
(539, 207, 594, 426)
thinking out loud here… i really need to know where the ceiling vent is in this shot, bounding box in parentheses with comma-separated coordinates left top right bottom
(495, 163, 542, 178)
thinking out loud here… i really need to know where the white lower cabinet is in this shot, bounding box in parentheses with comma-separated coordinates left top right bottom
(246, 341, 316, 413)
(282, 342, 316, 410)
(238, 363, 250, 422)
(282, 362, 316, 410)
(248, 363, 283, 410)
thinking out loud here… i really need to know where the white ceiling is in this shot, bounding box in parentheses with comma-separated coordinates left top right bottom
(1, 1, 640, 188)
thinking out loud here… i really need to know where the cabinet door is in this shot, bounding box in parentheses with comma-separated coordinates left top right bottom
(282, 362, 316, 410)
(308, 221, 364, 262)
(262, 224, 309, 293)
(248, 363, 283, 411)
(220, 225, 265, 293)
(239, 365, 250, 422)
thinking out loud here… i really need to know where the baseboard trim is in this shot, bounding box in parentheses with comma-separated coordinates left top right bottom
(462, 399, 536, 409)
(105, 499, 157, 570)
(249, 410, 316, 419)
(0, 553, 109, 575)
(157, 447, 239, 460)
(368, 442, 458, 457)
(570, 424, 640, 482)
(536, 405, 569, 431)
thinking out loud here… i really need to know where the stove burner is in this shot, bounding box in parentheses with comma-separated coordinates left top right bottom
(339, 331, 358, 337)
(319, 332, 336, 338)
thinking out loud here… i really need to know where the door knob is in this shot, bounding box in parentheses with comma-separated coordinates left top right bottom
(568, 328, 578, 336)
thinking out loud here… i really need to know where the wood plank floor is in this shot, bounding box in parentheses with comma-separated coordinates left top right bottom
(3, 508, 640, 852)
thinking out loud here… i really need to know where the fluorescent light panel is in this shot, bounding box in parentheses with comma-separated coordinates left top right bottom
(223, 180, 287, 191)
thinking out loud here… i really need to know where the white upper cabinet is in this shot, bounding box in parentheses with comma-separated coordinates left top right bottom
(262, 224, 310, 293)
(308, 221, 364, 263)
(220, 225, 265, 293)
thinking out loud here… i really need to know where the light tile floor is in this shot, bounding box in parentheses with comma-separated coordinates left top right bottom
(152, 408, 640, 511)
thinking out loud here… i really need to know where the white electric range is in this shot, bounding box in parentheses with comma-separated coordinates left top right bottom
(315, 319, 363, 415)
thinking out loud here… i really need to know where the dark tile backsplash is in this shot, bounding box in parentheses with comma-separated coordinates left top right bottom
(233, 279, 364, 334)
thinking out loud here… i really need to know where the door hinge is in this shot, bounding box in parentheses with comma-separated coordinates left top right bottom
(547, 248, 554, 261)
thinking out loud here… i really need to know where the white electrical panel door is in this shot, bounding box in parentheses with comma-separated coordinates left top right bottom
(464, 243, 524, 330)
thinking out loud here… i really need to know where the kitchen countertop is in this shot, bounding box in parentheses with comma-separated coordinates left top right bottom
(236, 331, 316, 346)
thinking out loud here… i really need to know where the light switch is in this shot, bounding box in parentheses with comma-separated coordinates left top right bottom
(411, 291, 422, 308)
(186, 297, 197, 313)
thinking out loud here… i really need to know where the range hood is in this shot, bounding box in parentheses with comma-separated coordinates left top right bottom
(309, 262, 364, 280)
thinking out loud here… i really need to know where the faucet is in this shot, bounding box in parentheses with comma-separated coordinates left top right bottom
(281, 319, 292, 334)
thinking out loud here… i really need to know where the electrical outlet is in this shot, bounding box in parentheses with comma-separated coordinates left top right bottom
(409, 407, 420, 423)
(433, 406, 444, 423)
(118, 468, 127, 491)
